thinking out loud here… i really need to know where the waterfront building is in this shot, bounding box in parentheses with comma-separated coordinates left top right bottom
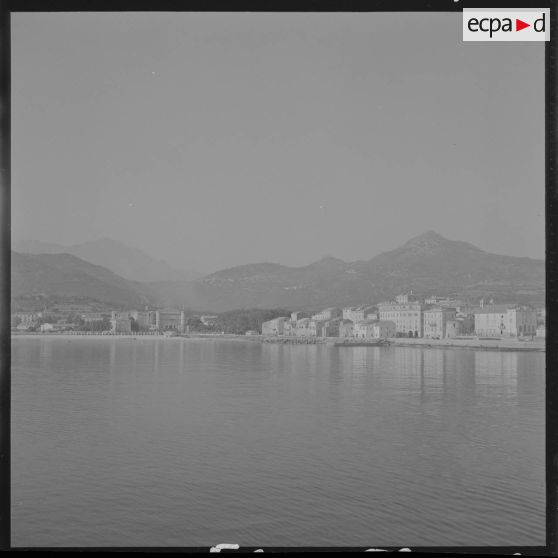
(15, 322, 36, 331)
(445, 320, 462, 338)
(311, 307, 342, 321)
(261, 317, 288, 336)
(342, 305, 377, 323)
(423, 307, 457, 339)
(130, 310, 157, 330)
(536, 325, 546, 338)
(295, 318, 312, 337)
(14, 312, 41, 325)
(339, 319, 354, 338)
(309, 319, 327, 337)
(282, 321, 293, 336)
(80, 312, 105, 323)
(322, 318, 342, 337)
(473, 305, 537, 337)
(372, 321, 396, 339)
(156, 309, 187, 333)
(378, 299, 424, 337)
(40, 322, 75, 333)
(455, 313, 475, 335)
(353, 319, 377, 339)
(111, 311, 132, 333)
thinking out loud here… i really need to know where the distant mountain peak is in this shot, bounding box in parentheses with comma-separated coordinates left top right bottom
(13, 236, 200, 282)
(401, 231, 450, 251)
(407, 230, 446, 242)
(307, 255, 347, 271)
(316, 255, 346, 264)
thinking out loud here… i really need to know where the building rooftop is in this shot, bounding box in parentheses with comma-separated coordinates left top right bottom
(472, 304, 520, 314)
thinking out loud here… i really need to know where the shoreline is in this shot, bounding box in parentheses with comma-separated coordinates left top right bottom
(387, 337, 545, 352)
(11, 332, 545, 351)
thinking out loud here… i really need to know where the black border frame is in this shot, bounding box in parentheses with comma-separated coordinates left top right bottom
(0, 1, 555, 554)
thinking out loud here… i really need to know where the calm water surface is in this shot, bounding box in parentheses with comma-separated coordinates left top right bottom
(11, 337, 545, 547)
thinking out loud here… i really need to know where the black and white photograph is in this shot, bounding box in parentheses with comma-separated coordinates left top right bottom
(5, 6, 549, 551)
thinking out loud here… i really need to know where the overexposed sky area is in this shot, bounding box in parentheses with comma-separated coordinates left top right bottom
(12, 12, 545, 273)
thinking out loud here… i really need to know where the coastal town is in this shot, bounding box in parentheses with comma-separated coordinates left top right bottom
(260, 293, 544, 341)
(11, 292, 545, 342)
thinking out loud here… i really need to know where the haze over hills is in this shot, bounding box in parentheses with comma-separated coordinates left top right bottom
(11, 251, 148, 308)
(11, 231, 545, 312)
(12, 237, 201, 282)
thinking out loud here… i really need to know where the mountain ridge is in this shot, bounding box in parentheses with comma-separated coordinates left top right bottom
(12, 237, 201, 282)
(11, 231, 545, 312)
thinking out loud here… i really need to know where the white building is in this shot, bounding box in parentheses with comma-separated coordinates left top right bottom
(156, 310, 187, 332)
(353, 319, 377, 339)
(473, 305, 537, 337)
(378, 298, 424, 337)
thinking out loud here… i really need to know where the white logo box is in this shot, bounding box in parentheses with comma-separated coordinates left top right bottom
(463, 8, 550, 41)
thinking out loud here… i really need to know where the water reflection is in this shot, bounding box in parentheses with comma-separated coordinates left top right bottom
(475, 351, 518, 399)
(11, 338, 544, 547)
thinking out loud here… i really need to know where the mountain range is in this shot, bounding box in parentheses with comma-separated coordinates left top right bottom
(11, 251, 148, 307)
(11, 231, 545, 312)
(12, 237, 201, 282)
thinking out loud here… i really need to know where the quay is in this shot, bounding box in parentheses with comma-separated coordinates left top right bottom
(262, 336, 327, 344)
(258, 335, 544, 352)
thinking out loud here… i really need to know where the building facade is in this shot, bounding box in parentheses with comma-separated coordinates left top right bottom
(295, 318, 312, 337)
(342, 306, 377, 323)
(372, 321, 396, 339)
(445, 320, 462, 338)
(473, 305, 537, 337)
(156, 310, 187, 332)
(111, 311, 132, 333)
(321, 318, 342, 337)
(353, 319, 377, 339)
(129, 310, 157, 330)
(339, 319, 354, 338)
(378, 300, 424, 337)
(423, 308, 457, 339)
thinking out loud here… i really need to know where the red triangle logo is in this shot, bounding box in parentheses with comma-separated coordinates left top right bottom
(516, 18, 530, 31)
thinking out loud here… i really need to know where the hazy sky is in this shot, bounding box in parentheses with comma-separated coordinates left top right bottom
(11, 12, 544, 273)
